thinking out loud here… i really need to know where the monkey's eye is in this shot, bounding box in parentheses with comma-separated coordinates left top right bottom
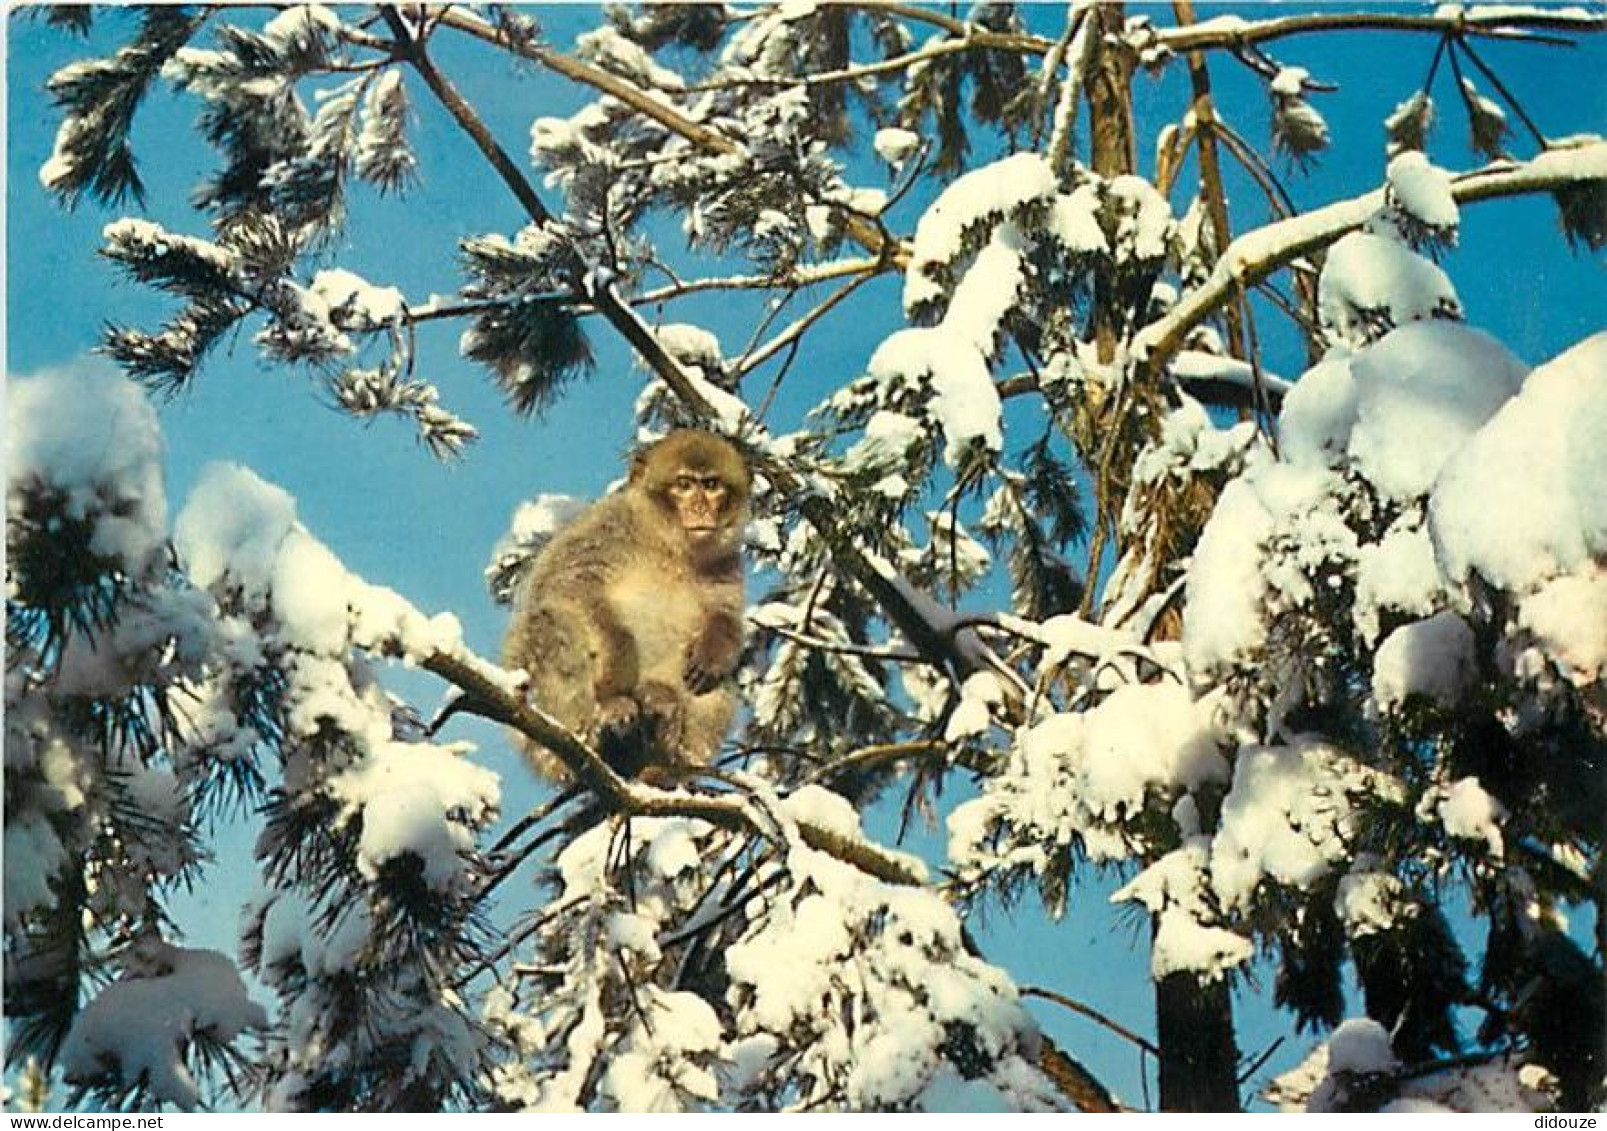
(673, 475, 696, 491)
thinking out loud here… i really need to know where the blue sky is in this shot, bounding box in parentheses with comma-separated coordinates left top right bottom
(7, 4, 1605, 1109)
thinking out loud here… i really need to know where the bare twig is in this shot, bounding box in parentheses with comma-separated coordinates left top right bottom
(736, 266, 884, 377)
(763, 622, 923, 664)
(807, 740, 947, 786)
(1212, 119, 1297, 218)
(1456, 37, 1550, 148)
(1023, 985, 1160, 1057)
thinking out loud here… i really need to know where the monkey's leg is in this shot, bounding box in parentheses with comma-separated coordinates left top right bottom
(591, 609, 643, 744)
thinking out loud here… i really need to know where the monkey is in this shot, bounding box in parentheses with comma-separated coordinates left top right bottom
(502, 430, 751, 783)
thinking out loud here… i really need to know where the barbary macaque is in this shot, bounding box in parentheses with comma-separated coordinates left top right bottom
(503, 430, 751, 781)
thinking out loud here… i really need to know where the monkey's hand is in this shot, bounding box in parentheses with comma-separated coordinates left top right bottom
(685, 614, 743, 694)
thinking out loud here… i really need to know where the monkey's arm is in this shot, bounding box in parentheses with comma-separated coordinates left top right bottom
(684, 606, 744, 694)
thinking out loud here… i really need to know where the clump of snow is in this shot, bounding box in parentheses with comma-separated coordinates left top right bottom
(4, 812, 68, 927)
(1183, 445, 1350, 679)
(873, 127, 921, 166)
(864, 326, 1003, 468)
(950, 683, 1226, 881)
(1045, 185, 1107, 254)
(176, 462, 457, 660)
(1518, 567, 1607, 683)
(1346, 321, 1527, 502)
(8, 365, 168, 575)
(1278, 352, 1358, 468)
(61, 943, 268, 1109)
(1211, 739, 1401, 912)
(653, 323, 724, 372)
(1386, 151, 1458, 232)
(327, 740, 500, 891)
(1434, 776, 1506, 857)
(1336, 869, 1408, 936)
(1271, 66, 1310, 97)
(1151, 907, 1255, 981)
(1078, 683, 1228, 820)
(598, 988, 722, 1112)
(1318, 231, 1461, 347)
(1353, 518, 1446, 644)
(309, 268, 406, 329)
(940, 224, 1026, 357)
(1277, 1019, 1548, 1113)
(945, 672, 1007, 741)
(1430, 331, 1607, 591)
(723, 844, 1058, 1111)
(576, 25, 686, 90)
(904, 152, 1056, 310)
(263, 4, 339, 47)
(51, 582, 217, 699)
(1106, 174, 1175, 263)
(1113, 842, 1253, 981)
(843, 410, 924, 477)
(1183, 478, 1274, 673)
(257, 889, 374, 982)
(174, 463, 298, 598)
(1371, 610, 1475, 712)
(1326, 1018, 1397, 1075)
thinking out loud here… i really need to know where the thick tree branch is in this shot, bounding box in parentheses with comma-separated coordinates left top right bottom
(1173, 0, 1246, 361)
(433, 6, 744, 158)
(1132, 142, 1607, 377)
(1158, 9, 1607, 52)
(421, 646, 929, 887)
(382, 8, 554, 225)
(846, 4, 1606, 66)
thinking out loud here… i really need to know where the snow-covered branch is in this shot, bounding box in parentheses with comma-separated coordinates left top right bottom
(418, 647, 928, 888)
(1133, 141, 1607, 374)
(1160, 7, 1607, 52)
(434, 7, 743, 159)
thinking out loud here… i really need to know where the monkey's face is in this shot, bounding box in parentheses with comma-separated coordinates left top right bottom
(632, 431, 752, 547)
(665, 471, 731, 541)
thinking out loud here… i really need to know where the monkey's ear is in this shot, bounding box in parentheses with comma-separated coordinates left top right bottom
(627, 442, 655, 485)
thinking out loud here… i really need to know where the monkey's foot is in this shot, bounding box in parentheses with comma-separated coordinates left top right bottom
(595, 694, 642, 742)
(635, 680, 686, 749)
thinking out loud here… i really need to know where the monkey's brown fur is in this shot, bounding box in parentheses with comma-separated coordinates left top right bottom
(503, 430, 751, 782)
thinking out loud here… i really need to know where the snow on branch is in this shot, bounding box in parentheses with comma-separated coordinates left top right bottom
(1159, 7, 1607, 52)
(1132, 141, 1607, 375)
(417, 647, 928, 889)
(436, 7, 742, 160)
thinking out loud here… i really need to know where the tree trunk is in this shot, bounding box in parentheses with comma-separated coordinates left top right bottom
(1155, 970, 1241, 1111)
(1081, 9, 1246, 1108)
